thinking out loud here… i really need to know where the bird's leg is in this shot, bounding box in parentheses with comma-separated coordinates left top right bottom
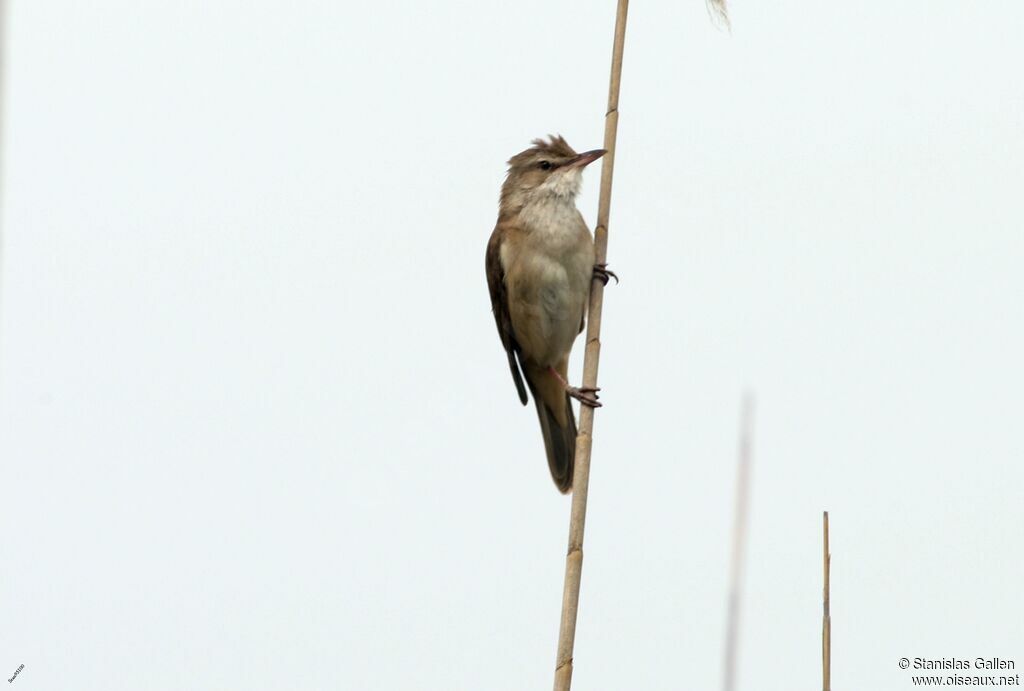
(593, 262, 619, 286)
(547, 366, 602, 408)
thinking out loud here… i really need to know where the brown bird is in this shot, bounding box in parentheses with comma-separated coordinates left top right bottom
(485, 135, 615, 493)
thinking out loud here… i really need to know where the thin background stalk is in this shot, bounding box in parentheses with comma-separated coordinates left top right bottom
(723, 395, 754, 691)
(0, 0, 7, 344)
(552, 1, 628, 689)
(823, 511, 831, 691)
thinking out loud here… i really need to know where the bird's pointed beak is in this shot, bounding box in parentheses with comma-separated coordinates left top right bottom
(568, 149, 607, 169)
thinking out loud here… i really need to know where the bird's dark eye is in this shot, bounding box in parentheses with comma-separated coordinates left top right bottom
(539, 160, 552, 170)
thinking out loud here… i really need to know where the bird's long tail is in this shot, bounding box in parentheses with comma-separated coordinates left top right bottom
(524, 361, 576, 493)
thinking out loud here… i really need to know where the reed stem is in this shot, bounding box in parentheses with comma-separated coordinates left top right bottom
(552, 1, 629, 689)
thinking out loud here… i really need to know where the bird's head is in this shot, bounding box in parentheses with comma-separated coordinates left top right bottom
(499, 135, 606, 213)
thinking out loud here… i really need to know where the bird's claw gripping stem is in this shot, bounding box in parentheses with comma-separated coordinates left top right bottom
(567, 386, 602, 408)
(547, 366, 604, 408)
(593, 263, 619, 286)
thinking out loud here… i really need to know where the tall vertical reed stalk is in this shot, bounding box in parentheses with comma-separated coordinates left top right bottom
(551, 1, 629, 689)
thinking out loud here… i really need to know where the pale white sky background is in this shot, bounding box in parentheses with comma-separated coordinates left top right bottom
(1, 1, 1022, 690)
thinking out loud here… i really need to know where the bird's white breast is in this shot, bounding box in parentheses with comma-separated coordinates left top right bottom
(519, 197, 583, 249)
(504, 192, 595, 365)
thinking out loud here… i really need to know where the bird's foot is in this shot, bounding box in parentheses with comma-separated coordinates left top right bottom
(567, 386, 602, 408)
(593, 263, 619, 286)
(547, 366, 603, 408)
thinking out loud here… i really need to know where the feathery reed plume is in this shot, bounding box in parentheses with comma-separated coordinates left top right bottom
(706, 0, 731, 30)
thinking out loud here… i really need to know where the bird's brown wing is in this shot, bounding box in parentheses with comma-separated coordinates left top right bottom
(486, 225, 528, 405)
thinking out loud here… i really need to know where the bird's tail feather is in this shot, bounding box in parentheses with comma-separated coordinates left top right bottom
(528, 382, 576, 493)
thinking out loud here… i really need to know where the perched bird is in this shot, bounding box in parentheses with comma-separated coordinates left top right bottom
(485, 135, 615, 493)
